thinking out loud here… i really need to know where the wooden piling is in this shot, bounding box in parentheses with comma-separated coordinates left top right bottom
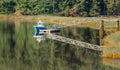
(99, 20, 105, 45)
(116, 20, 119, 31)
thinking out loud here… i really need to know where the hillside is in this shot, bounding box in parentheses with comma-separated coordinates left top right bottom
(0, 0, 120, 16)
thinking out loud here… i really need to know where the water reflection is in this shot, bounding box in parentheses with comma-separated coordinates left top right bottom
(103, 58, 120, 68)
(0, 20, 120, 70)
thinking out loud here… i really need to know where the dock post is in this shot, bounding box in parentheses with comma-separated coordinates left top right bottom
(99, 20, 105, 46)
(116, 20, 119, 31)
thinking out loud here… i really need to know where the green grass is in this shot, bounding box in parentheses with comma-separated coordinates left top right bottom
(103, 31, 120, 53)
(105, 31, 120, 43)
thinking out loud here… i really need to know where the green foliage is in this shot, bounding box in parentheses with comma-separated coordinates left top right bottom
(89, 0, 100, 16)
(0, 0, 120, 16)
(106, 0, 120, 15)
(0, 0, 16, 14)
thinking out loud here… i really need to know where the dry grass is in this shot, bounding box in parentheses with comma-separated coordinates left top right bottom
(103, 58, 120, 68)
(105, 31, 120, 43)
(103, 31, 120, 59)
(0, 14, 120, 30)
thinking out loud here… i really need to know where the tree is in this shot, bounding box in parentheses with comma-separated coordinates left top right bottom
(104, 0, 115, 15)
(98, 0, 107, 15)
(0, 0, 120, 16)
(0, 0, 16, 14)
(89, 0, 100, 16)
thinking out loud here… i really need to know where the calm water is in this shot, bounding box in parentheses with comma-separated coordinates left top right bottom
(0, 20, 120, 70)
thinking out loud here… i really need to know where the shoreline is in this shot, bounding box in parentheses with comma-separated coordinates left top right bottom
(0, 14, 120, 29)
(0, 14, 120, 23)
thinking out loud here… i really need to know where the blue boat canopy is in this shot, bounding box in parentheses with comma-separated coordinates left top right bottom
(34, 26, 48, 36)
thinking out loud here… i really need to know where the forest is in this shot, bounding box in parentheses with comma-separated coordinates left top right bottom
(0, 0, 120, 16)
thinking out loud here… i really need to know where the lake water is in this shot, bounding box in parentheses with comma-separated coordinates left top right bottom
(0, 20, 120, 70)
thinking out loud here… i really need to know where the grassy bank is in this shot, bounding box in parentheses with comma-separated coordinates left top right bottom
(0, 14, 120, 29)
(0, 14, 100, 23)
(103, 31, 120, 59)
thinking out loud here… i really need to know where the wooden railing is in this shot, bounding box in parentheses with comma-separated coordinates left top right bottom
(99, 20, 120, 45)
(47, 34, 101, 51)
